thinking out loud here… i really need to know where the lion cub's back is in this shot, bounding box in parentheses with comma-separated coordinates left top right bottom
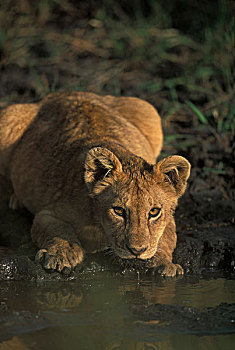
(0, 103, 40, 176)
(0, 92, 163, 176)
(42, 91, 163, 158)
(100, 94, 163, 158)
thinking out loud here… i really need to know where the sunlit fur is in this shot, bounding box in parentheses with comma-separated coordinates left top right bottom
(0, 91, 190, 275)
(87, 153, 182, 262)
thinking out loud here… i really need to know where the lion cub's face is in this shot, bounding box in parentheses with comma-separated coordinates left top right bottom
(85, 147, 190, 260)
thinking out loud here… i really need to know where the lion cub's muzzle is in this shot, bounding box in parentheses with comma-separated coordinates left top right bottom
(125, 244, 147, 257)
(115, 243, 155, 260)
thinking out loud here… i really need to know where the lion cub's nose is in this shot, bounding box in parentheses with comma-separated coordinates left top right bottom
(126, 245, 147, 257)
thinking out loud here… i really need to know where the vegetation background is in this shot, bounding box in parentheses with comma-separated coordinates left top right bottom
(0, 0, 234, 194)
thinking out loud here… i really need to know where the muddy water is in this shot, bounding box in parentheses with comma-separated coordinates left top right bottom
(0, 264, 235, 350)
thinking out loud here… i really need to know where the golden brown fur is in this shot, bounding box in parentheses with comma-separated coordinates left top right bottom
(0, 91, 190, 276)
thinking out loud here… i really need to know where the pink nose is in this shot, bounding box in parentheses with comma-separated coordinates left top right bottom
(125, 245, 147, 257)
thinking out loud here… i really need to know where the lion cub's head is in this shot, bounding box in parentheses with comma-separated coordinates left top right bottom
(84, 147, 190, 260)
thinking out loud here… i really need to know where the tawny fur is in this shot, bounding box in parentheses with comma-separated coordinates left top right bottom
(0, 91, 190, 276)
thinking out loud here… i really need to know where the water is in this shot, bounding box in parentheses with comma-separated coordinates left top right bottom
(0, 265, 235, 350)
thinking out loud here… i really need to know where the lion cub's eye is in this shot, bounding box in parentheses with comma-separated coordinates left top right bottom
(113, 206, 125, 217)
(149, 207, 161, 220)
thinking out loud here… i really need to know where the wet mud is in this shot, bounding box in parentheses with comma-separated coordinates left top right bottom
(0, 304, 51, 343)
(174, 186, 235, 275)
(1, 301, 234, 342)
(132, 302, 235, 336)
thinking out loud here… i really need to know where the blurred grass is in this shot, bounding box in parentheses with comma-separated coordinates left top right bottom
(0, 0, 234, 161)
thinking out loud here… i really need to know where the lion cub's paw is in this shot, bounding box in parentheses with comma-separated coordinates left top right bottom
(35, 241, 84, 273)
(147, 259, 184, 277)
(154, 262, 184, 277)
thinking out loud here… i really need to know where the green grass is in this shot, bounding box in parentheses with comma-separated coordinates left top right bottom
(94, 0, 234, 141)
(186, 101, 209, 125)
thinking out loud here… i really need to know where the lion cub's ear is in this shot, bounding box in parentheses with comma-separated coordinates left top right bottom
(84, 147, 122, 194)
(156, 155, 191, 197)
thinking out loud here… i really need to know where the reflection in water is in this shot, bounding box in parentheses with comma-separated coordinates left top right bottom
(36, 286, 83, 311)
(0, 270, 235, 350)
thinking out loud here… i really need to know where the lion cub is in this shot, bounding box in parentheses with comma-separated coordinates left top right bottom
(0, 92, 190, 276)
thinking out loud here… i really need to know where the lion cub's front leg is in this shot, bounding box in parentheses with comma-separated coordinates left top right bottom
(146, 219, 184, 277)
(146, 256, 184, 277)
(31, 210, 84, 273)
